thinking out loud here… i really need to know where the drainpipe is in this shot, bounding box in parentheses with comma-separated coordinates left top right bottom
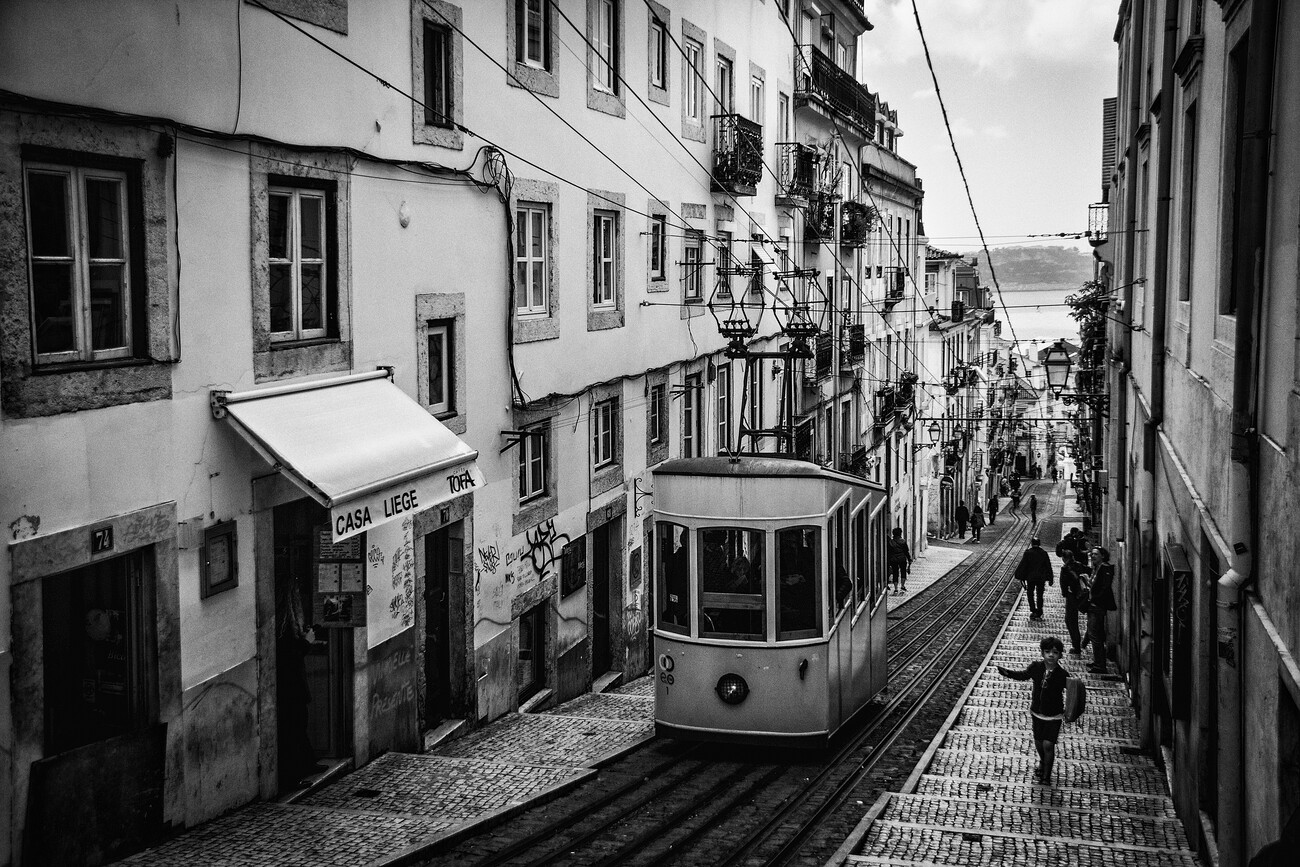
(1116, 0, 1146, 510)
(1219, 1, 1277, 865)
(1148, 0, 1178, 439)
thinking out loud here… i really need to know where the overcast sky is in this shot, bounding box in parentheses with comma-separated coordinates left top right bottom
(858, 0, 1118, 254)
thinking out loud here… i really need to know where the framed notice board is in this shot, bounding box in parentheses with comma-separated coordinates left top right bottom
(313, 526, 365, 628)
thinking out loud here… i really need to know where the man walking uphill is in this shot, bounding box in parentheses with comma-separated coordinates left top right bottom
(1014, 537, 1054, 621)
(955, 501, 970, 539)
(1028, 493, 1039, 526)
(887, 528, 913, 594)
(987, 493, 1000, 525)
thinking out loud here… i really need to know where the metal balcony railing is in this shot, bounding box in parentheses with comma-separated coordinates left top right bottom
(796, 45, 877, 136)
(712, 114, 764, 196)
(840, 201, 874, 247)
(775, 142, 818, 203)
(815, 331, 833, 378)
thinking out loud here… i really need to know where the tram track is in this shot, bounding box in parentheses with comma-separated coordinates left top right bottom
(428, 483, 1061, 867)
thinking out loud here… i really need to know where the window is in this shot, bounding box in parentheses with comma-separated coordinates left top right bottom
(683, 230, 703, 301)
(777, 527, 821, 639)
(517, 602, 546, 701)
(268, 185, 329, 342)
(427, 320, 453, 415)
(749, 248, 764, 296)
(685, 39, 703, 121)
(423, 22, 452, 126)
(24, 161, 137, 364)
(593, 0, 618, 93)
(779, 93, 790, 140)
(746, 359, 762, 439)
(518, 422, 549, 502)
(592, 397, 617, 467)
(1178, 103, 1198, 302)
(650, 15, 667, 88)
(716, 55, 734, 113)
(716, 363, 732, 453)
(515, 204, 549, 315)
(656, 522, 690, 634)
(750, 76, 764, 124)
(716, 230, 732, 298)
(683, 372, 702, 456)
(649, 382, 666, 444)
(519, 0, 549, 68)
(593, 211, 617, 305)
(699, 527, 765, 640)
(649, 214, 667, 280)
(853, 510, 867, 610)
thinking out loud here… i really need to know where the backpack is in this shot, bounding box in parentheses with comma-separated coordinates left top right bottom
(1064, 675, 1087, 722)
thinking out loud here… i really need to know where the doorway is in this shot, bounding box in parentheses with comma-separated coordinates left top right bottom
(273, 500, 353, 791)
(592, 524, 611, 675)
(424, 522, 464, 724)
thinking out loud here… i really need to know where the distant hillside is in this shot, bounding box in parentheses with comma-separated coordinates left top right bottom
(973, 245, 1095, 291)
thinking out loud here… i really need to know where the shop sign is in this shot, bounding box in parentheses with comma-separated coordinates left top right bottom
(330, 461, 485, 542)
(940, 474, 955, 490)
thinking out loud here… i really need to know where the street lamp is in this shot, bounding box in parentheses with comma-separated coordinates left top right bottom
(1043, 339, 1073, 397)
(927, 421, 942, 444)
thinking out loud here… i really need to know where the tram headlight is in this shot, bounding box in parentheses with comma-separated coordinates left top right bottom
(715, 673, 750, 705)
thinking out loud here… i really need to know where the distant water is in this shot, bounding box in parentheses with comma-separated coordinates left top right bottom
(988, 287, 1081, 350)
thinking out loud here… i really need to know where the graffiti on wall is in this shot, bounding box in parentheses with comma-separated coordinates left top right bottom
(523, 518, 570, 580)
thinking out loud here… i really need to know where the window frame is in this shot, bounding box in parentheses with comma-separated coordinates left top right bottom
(656, 522, 691, 635)
(422, 21, 453, 127)
(518, 421, 549, 503)
(649, 213, 667, 281)
(520, 0, 550, 69)
(411, 1, 465, 149)
(698, 526, 766, 642)
(650, 15, 667, 88)
(777, 525, 822, 640)
(715, 54, 734, 114)
(750, 75, 764, 124)
(24, 160, 137, 366)
(715, 362, 731, 454)
(426, 319, 454, 416)
(685, 38, 703, 121)
(267, 184, 330, 343)
(593, 0, 618, 93)
(682, 229, 704, 302)
(592, 396, 618, 468)
(746, 358, 762, 437)
(592, 209, 618, 307)
(649, 381, 666, 445)
(683, 371, 702, 457)
(515, 202, 550, 316)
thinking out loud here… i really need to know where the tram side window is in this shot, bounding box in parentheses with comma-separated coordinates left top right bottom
(853, 510, 867, 610)
(656, 522, 691, 634)
(872, 514, 887, 605)
(832, 504, 851, 617)
(777, 526, 821, 640)
(699, 527, 765, 641)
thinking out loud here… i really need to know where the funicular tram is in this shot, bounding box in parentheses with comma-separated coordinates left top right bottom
(652, 456, 890, 747)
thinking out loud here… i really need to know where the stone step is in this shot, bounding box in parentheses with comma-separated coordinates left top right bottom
(953, 715, 1141, 741)
(942, 730, 1145, 762)
(914, 775, 1180, 817)
(925, 748, 1170, 795)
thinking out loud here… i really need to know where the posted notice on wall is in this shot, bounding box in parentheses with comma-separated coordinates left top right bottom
(366, 516, 416, 649)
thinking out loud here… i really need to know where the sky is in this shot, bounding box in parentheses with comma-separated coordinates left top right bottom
(858, 0, 1118, 256)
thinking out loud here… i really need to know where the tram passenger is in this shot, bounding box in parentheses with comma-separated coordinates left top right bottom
(660, 526, 690, 629)
(997, 635, 1071, 785)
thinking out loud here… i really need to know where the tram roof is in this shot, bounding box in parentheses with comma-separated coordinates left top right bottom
(653, 456, 881, 488)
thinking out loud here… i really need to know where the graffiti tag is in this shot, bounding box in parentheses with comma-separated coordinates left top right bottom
(524, 518, 570, 580)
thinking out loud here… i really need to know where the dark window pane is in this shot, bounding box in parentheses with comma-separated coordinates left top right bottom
(89, 263, 126, 350)
(300, 264, 323, 330)
(85, 177, 124, 259)
(778, 527, 821, 638)
(515, 262, 528, 308)
(699, 527, 764, 639)
(424, 25, 448, 124)
(299, 196, 322, 260)
(269, 263, 292, 332)
(268, 193, 290, 261)
(27, 172, 71, 258)
(656, 522, 690, 633)
(428, 332, 445, 405)
(31, 262, 76, 354)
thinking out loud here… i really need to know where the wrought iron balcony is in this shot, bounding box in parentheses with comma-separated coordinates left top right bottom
(712, 114, 764, 196)
(839, 445, 868, 476)
(815, 331, 833, 378)
(1087, 202, 1109, 246)
(840, 201, 875, 247)
(796, 45, 877, 137)
(804, 191, 836, 242)
(775, 142, 818, 205)
(847, 323, 865, 358)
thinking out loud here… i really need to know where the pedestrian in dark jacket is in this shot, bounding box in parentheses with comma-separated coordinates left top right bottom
(969, 506, 985, 542)
(1055, 527, 1084, 561)
(998, 635, 1071, 784)
(987, 494, 999, 525)
(886, 528, 913, 594)
(1014, 537, 1054, 620)
(1058, 550, 1088, 655)
(1010, 491, 1022, 514)
(1084, 547, 1118, 672)
(955, 501, 970, 538)
(1028, 494, 1039, 525)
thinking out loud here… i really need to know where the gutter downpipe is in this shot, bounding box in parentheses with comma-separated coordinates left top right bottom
(1117, 0, 1145, 517)
(1219, 2, 1277, 865)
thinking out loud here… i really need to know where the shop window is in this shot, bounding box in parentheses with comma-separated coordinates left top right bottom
(777, 526, 820, 640)
(43, 551, 156, 754)
(656, 522, 690, 635)
(698, 527, 764, 641)
(517, 602, 546, 702)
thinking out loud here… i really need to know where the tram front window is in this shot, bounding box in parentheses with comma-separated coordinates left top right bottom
(656, 522, 691, 635)
(698, 528, 765, 641)
(778, 527, 822, 640)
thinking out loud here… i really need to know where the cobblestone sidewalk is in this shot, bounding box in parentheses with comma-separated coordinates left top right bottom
(830, 559, 1198, 867)
(888, 543, 972, 608)
(116, 679, 654, 867)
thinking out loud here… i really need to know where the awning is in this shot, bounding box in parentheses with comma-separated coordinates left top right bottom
(213, 369, 484, 541)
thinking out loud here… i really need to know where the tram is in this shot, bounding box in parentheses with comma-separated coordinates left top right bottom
(651, 456, 890, 747)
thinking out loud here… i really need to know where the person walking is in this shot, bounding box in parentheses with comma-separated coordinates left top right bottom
(886, 527, 913, 594)
(987, 493, 999, 525)
(969, 506, 985, 543)
(1028, 494, 1039, 526)
(1058, 550, 1088, 656)
(1084, 547, 1118, 673)
(1056, 527, 1084, 561)
(997, 636, 1072, 784)
(1014, 537, 1054, 620)
(955, 501, 970, 539)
